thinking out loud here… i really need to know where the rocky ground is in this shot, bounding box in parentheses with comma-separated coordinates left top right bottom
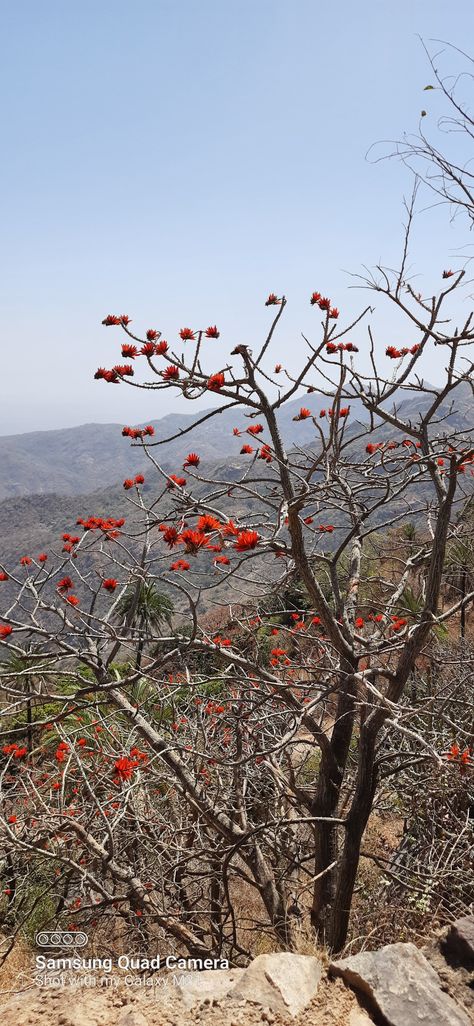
(0, 918, 472, 1026)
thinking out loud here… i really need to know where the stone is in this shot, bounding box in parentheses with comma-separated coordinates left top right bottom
(116, 1010, 149, 1026)
(330, 941, 470, 1026)
(176, 967, 245, 1008)
(229, 952, 322, 1017)
(348, 1008, 374, 1026)
(444, 915, 474, 968)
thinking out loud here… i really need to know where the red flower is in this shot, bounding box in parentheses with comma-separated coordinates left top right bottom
(214, 555, 230, 565)
(146, 329, 160, 340)
(0, 625, 13, 639)
(355, 617, 364, 629)
(258, 445, 272, 462)
(57, 576, 73, 592)
(265, 293, 280, 306)
(123, 478, 135, 490)
(205, 325, 220, 338)
(0, 572, 8, 581)
(326, 342, 338, 354)
(114, 756, 135, 781)
(240, 444, 254, 454)
(162, 527, 180, 548)
(183, 453, 200, 468)
(179, 529, 209, 553)
(318, 297, 331, 311)
(247, 423, 264, 436)
(103, 578, 118, 592)
(274, 364, 282, 373)
(140, 342, 156, 357)
(154, 340, 168, 356)
(179, 328, 196, 341)
(134, 474, 145, 484)
(170, 559, 191, 571)
(94, 367, 119, 382)
(77, 738, 87, 747)
(20, 556, 32, 566)
(386, 346, 402, 359)
(7, 815, 17, 824)
(66, 595, 80, 606)
(102, 314, 121, 326)
(442, 269, 454, 278)
(234, 530, 260, 552)
(112, 364, 134, 377)
(319, 524, 334, 533)
(167, 474, 186, 489)
(207, 372, 225, 392)
(38, 553, 48, 562)
(162, 365, 180, 381)
(319, 409, 326, 418)
(310, 292, 322, 305)
(222, 519, 239, 536)
(197, 514, 221, 531)
(122, 344, 138, 359)
(339, 407, 350, 418)
(329, 307, 339, 319)
(293, 407, 312, 421)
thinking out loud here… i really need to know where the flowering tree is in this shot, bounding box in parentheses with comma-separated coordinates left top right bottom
(1, 253, 473, 961)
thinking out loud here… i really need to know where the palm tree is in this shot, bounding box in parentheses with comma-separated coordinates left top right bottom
(444, 538, 474, 639)
(1, 646, 48, 758)
(116, 582, 174, 669)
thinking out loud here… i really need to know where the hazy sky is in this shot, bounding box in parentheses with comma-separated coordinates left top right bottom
(1, 0, 473, 435)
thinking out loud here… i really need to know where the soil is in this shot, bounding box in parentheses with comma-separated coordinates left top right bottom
(0, 969, 360, 1026)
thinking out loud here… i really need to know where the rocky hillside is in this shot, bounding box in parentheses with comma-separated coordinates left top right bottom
(1, 383, 471, 501)
(0, 917, 472, 1025)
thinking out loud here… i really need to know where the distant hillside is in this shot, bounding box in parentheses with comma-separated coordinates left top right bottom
(0, 394, 363, 499)
(0, 381, 469, 517)
(0, 382, 472, 572)
(1, 383, 472, 501)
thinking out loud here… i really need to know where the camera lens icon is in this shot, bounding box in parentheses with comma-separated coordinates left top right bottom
(35, 930, 88, 948)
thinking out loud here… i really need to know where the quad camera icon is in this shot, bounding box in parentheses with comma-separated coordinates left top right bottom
(35, 930, 88, 948)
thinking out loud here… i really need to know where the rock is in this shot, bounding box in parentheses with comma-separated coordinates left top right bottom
(444, 915, 474, 968)
(176, 967, 245, 1008)
(330, 942, 470, 1026)
(116, 1010, 149, 1026)
(348, 1008, 374, 1025)
(230, 952, 322, 1017)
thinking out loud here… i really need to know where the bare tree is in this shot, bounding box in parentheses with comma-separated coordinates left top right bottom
(1, 254, 473, 959)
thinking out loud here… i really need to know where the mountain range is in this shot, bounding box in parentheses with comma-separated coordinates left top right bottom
(1, 384, 472, 501)
(0, 384, 472, 570)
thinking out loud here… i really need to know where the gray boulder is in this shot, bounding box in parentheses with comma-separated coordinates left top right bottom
(331, 941, 470, 1026)
(444, 915, 474, 969)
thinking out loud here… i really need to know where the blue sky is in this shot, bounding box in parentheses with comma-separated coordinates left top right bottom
(1, 0, 473, 434)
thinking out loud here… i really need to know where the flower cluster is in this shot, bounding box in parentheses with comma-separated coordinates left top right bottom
(122, 425, 154, 440)
(2, 742, 27, 758)
(326, 342, 358, 354)
(386, 344, 420, 359)
(123, 474, 145, 490)
(310, 292, 339, 318)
